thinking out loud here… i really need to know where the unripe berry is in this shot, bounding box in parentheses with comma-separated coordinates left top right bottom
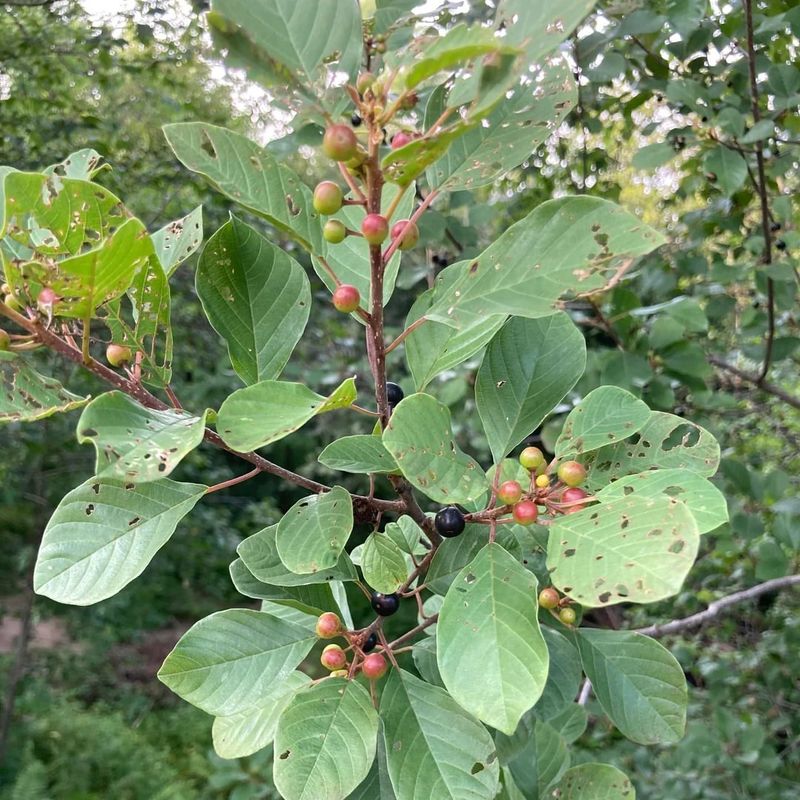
(390, 219, 419, 250)
(106, 343, 132, 367)
(539, 587, 560, 610)
(330, 669, 349, 678)
(361, 213, 389, 245)
(512, 500, 539, 525)
(313, 181, 344, 215)
(519, 446, 545, 471)
(400, 91, 418, 110)
(3, 294, 23, 313)
(321, 644, 347, 670)
(362, 653, 388, 680)
(315, 612, 343, 639)
(37, 287, 57, 312)
(356, 71, 375, 95)
(391, 131, 413, 150)
(0, 329, 10, 351)
(323, 219, 347, 244)
(558, 607, 577, 625)
(374, 40, 387, 53)
(435, 506, 465, 538)
(332, 284, 361, 313)
(322, 124, 359, 162)
(558, 460, 587, 488)
(370, 592, 400, 616)
(535, 474, 550, 489)
(497, 480, 523, 505)
(561, 487, 589, 513)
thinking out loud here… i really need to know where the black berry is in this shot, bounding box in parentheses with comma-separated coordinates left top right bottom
(435, 506, 465, 538)
(362, 631, 378, 652)
(351, 113, 362, 127)
(371, 592, 400, 616)
(776, 239, 787, 251)
(770, 221, 782, 232)
(386, 382, 404, 405)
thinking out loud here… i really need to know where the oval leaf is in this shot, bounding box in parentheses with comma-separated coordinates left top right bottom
(552, 763, 636, 799)
(361, 532, 409, 594)
(319, 434, 398, 474)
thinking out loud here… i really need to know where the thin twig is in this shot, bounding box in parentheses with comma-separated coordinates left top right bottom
(205, 466, 263, 494)
(709, 355, 800, 410)
(385, 316, 428, 354)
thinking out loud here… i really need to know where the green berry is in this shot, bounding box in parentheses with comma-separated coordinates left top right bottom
(106, 344, 132, 367)
(519, 446, 545, 471)
(322, 124, 359, 161)
(356, 71, 375, 95)
(558, 460, 587, 487)
(558, 607, 577, 625)
(313, 181, 344, 215)
(323, 220, 347, 244)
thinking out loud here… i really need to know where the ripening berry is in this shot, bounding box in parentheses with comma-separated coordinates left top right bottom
(362, 653, 388, 680)
(539, 587, 560, 610)
(322, 124, 359, 161)
(386, 382, 404, 405)
(390, 219, 419, 250)
(361, 213, 389, 245)
(558, 460, 587, 487)
(513, 500, 539, 525)
(37, 287, 57, 311)
(435, 506, 466, 538)
(558, 607, 577, 625)
(371, 592, 400, 616)
(497, 480, 523, 505)
(0, 329, 10, 351)
(356, 71, 375, 95)
(561, 487, 589, 513)
(321, 644, 348, 670)
(362, 631, 378, 652)
(313, 181, 344, 215)
(323, 219, 347, 244)
(374, 40, 387, 53)
(315, 612, 343, 639)
(332, 284, 361, 313)
(106, 343, 132, 367)
(519, 446, 545, 471)
(535, 474, 550, 489)
(391, 131, 413, 150)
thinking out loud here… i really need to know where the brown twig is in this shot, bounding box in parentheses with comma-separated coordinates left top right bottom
(708, 355, 800, 411)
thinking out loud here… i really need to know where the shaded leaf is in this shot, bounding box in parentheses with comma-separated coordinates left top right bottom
(319, 434, 398, 474)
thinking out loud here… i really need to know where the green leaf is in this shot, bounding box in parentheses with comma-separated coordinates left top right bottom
(163, 123, 325, 253)
(595, 468, 728, 534)
(426, 524, 489, 595)
(319, 434, 398, 474)
(535, 628, 582, 720)
(383, 393, 489, 505)
(274, 679, 379, 800)
(0, 352, 88, 423)
(158, 608, 316, 716)
(506, 719, 569, 798)
(552, 763, 636, 799)
(382, 126, 475, 187)
(346, 719, 398, 800)
(547, 704, 588, 744)
(212, 671, 309, 759)
(44, 149, 107, 181)
(384, 517, 428, 556)
(631, 142, 675, 170)
(276, 486, 353, 575)
(476, 314, 586, 462)
(577, 629, 687, 745)
(412, 636, 444, 687)
(704, 146, 747, 195)
(197, 216, 311, 385)
(361, 532, 409, 594)
(740, 118, 775, 144)
(238, 524, 356, 585)
(216, 376, 355, 451)
(554, 386, 651, 459)
(76, 392, 206, 482)
(34, 477, 205, 605)
(426, 197, 666, 330)
(437, 543, 549, 734)
(151, 205, 203, 276)
(547, 495, 700, 607)
(381, 668, 500, 800)
(585, 411, 721, 489)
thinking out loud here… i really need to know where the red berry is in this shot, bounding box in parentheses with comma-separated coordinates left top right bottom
(323, 220, 347, 244)
(322, 124, 358, 161)
(497, 480, 523, 505)
(558, 607, 577, 625)
(558, 460, 587, 487)
(361, 653, 388, 680)
(313, 181, 343, 215)
(321, 644, 347, 670)
(391, 131, 413, 150)
(361, 213, 389, 245)
(106, 343, 132, 367)
(332, 284, 361, 313)
(390, 219, 419, 250)
(538, 587, 560, 610)
(519, 446, 545, 471)
(512, 500, 539, 525)
(561, 487, 588, 513)
(315, 612, 343, 639)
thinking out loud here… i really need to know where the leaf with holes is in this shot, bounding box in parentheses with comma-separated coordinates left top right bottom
(0, 352, 88, 423)
(577, 628, 687, 745)
(77, 392, 206, 482)
(33, 476, 205, 605)
(216, 377, 355, 452)
(276, 486, 353, 575)
(274, 679, 379, 800)
(361, 532, 409, 594)
(425, 197, 665, 330)
(552, 763, 636, 799)
(212, 671, 309, 759)
(382, 125, 476, 186)
(381, 668, 500, 800)
(158, 609, 316, 716)
(44, 148, 107, 181)
(547, 495, 700, 607)
(476, 314, 586, 462)
(427, 524, 509, 595)
(151, 205, 203, 276)
(318, 434, 399, 474)
(437, 543, 549, 734)
(595, 468, 728, 534)
(197, 216, 310, 385)
(163, 123, 325, 253)
(555, 386, 651, 460)
(238, 524, 356, 586)
(383, 393, 488, 505)
(584, 411, 721, 490)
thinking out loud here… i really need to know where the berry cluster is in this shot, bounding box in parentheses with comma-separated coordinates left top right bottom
(314, 610, 389, 681)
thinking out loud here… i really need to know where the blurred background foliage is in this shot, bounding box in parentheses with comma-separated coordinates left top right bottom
(0, 0, 798, 798)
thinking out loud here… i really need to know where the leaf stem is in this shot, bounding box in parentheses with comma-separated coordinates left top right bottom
(384, 316, 428, 354)
(205, 466, 263, 494)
